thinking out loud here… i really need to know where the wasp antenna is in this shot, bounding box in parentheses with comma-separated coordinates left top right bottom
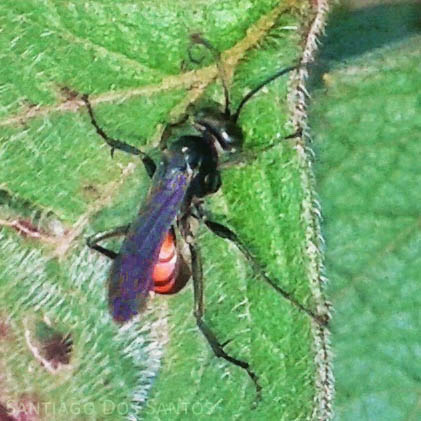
(232, 65, 298, 123)
(189, 34, 231, 115)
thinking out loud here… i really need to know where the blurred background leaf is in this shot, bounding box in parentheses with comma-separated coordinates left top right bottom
(309, 1, 421, 419)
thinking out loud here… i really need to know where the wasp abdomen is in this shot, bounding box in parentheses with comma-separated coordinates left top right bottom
(153, 232, 179, 294)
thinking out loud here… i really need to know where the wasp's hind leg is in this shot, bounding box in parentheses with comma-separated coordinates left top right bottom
(82, 94, 156, 178)
(186, 232, 262, 407)
(197, 210, 328, 326)
(87, 224, 130, 260)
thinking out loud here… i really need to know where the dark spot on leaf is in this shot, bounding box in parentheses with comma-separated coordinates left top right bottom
(33, 321, 73, 369)
(42, 333, 73, 368)
(60, 86, 80, 102)
(82, 184, 101, 200)
(10, 220, 43, 239)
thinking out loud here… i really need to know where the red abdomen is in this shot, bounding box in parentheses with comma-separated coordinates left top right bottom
(152, 232, 179, 294)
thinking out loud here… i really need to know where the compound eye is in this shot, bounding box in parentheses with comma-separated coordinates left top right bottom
(219, 122, 243, 151)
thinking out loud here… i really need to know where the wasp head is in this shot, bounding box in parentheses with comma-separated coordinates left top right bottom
(194, 108, 244, 155)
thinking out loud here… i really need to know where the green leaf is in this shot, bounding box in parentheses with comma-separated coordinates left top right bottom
(0, 1, 330, 420)
(310, 2, 421, 420)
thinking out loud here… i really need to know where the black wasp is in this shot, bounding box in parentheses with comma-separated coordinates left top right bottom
(83, 36, 326, 405)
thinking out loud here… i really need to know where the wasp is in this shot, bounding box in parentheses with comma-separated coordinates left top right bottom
(83, 37, 325, 404)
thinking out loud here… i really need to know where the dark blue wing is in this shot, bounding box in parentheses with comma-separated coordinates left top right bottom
(108, 154, 191, 323)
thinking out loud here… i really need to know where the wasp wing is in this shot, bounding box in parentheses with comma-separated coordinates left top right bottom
(108, 155, 191, 323)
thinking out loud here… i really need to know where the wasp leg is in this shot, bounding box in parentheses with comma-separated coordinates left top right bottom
(198, 215, 328, 326)
(188, 238, 262, 406)
(86, 224, 130, 260)
(82, 94, 156, 178)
